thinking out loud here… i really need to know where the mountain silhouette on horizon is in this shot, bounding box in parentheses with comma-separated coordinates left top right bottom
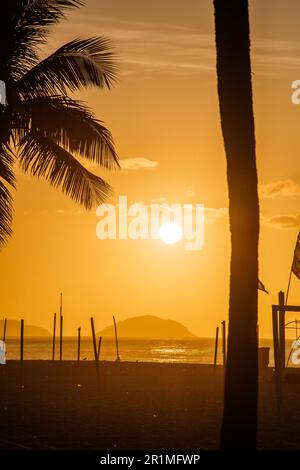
(98, 315, 197, 339)
(0, 320, 50, 337)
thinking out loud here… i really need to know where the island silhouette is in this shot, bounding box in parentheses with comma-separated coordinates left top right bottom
(0, 320, 50, 337)
(98, 315, 197, 340)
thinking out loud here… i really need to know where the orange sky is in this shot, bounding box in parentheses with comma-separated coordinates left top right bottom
(0, 0, 300, 337)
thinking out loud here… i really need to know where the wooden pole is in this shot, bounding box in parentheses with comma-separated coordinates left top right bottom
(97, 336, 102, 361)
(59, 292, 63, 361)
(59, 314, 63, 361)
(60, 292, 63, 317)
(113, 315, 120, 362)
(272, 304, 282, 417)
(214, 326, 219, 367)
(286, 269, 292, 305)
(20, 319, 24, 362)
(272, 305, 280, 374)
(221, 320, 226, 366)
(278, 291, 286, 380)
(2, 317, 7, 342)
(52, 313, 56, 361)
(77, 327, 81, 361)
(90, 317, 98, 363)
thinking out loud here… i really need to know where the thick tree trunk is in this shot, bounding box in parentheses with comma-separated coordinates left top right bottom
(214, 0, 260, 449)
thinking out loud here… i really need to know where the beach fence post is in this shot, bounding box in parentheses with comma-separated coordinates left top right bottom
(221, 320, 226, 366)
(278, 291, 286, 380)
(272, 305, 280, 374)
(77, 327, 81, 362)
(97, 336, 102, 361)
(59, 293, 63, 361)
(20, 319, 24, 362)
(90, 317, 98, 363)
(52, 313, 56, 361)
(214, 326, 219, 367)
(2, 317, 7, 342)
(113, 315, 121, 362)
(59, 313, 63, 361)
(272, 303, 282, 418)
(60, 292, 63, 317)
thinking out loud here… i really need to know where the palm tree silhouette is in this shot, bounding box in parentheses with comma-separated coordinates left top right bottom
(214, 0, 260, 449)
(0, 0, 119, 247)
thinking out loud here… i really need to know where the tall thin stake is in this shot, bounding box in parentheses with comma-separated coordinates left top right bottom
(221, 320, 226, 366)
(286, 269, 292, 306)
(59, 292, 63, 361)
(59, 314, 63, 361)
(52, 313, 56, 361)
(113, 315, 120, 362)
(77, 327, 81, 361)
(214, 326, 219, 367)
(97, 336, 102, 361)
(60, 292, 63, 317)
(20, 319, 24, 362)
(278, 291, 286, 380)
(272, 304, 282, 419)
(90, 317, 98, 363)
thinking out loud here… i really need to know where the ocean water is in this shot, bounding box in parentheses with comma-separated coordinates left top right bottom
(1, 337, 284, 365)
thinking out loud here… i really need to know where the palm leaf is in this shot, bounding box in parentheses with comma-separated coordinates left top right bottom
(0, 0, 83, 80)
(0, 145, 16, 188)
(17, 37, 118, 98)
(0, 145, 15, 247)
(14, 96, 119, 169)
(0, 181, 14, 247)
(19, 132, 111, 209)
(0, 107, 13, 146)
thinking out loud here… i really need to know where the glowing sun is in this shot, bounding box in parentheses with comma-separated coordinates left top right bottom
(159, 222, 182, 245)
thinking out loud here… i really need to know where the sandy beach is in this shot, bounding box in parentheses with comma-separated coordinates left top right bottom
(0, 361, 297, 450)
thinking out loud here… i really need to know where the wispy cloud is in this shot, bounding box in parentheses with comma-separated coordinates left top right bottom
(263, 214, 300, 229)
(252, 38, 300, 73)
(120, 158, 159, 170)
(260, 179, 300, 199)
(78, 157, 158, 172)
(43, 9, 300, 78)
(46, 13, 215, 75)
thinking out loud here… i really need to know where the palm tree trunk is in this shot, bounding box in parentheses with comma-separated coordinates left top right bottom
(214, 0, 260, 449)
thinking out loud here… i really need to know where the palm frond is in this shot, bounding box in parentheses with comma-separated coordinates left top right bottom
(0, 0, 83, 80)
(0, 145, 15, 247)
(0, 107, 13, 146)
(14, 96, 119, 169)
(19, 132, 111, 208)
(0, 145, 16, 188)
(0, 181, 14, 247)
(17, 37, 118, 97)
